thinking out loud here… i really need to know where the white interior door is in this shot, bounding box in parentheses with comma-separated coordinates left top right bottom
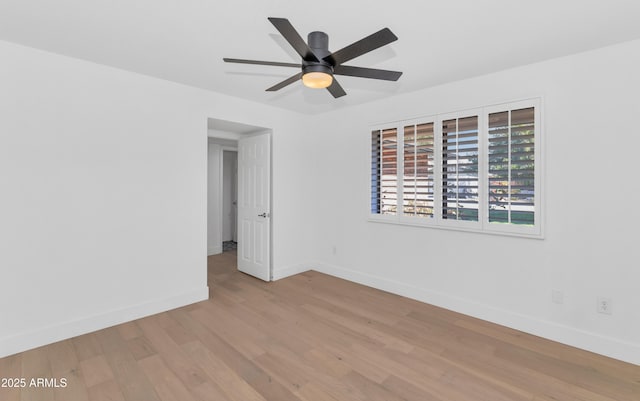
(237, 132, 271, 281)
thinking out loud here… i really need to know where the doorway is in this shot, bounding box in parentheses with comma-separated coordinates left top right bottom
(222, 150, 238, 252)
(207, 118, 272, 282)
(207, 137, 237, 256)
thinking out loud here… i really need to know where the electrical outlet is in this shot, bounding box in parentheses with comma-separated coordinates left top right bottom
(552, 289, 564, 304)
(597, 297, 612, 315)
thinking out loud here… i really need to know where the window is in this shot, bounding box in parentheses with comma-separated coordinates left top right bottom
(370, 99, 542, 237)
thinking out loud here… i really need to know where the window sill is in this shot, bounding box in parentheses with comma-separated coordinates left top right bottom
(367, 215, 544, 240)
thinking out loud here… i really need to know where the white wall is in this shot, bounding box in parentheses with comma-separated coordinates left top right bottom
(207, 143, 222, 255)
(0, 40, 313, 357)
(306, 39, 640, 365)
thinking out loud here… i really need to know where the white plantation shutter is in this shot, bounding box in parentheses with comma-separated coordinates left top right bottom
(488, 107, 536, 226)
(403, 123, 435, 218)
(371, 128, 398, 215)
(441, 116, 479, 222)
(370, 130, 381, 214)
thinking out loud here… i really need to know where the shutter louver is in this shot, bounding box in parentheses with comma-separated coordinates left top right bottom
(488, 107, 535, 225)
(442, 116, 479, 221)
(371, 130, 381, 214)
(404, 123, 434, 217)
(371, 128, 398, 215)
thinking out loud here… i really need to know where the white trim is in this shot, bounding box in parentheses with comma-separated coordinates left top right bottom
(367, 217, 544, 239)
(312, 262, 640, 366)
(272, 264, 311, 280)
(207, 129, 243, 141)
(217, 148, 224, 252)
(208, 245, 222, 255)
(0, 286, 208, 358)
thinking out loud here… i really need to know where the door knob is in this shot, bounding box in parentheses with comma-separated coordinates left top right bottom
(258, 212, 270, 218)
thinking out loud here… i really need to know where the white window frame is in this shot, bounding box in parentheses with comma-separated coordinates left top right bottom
(369, 98, 543, 239)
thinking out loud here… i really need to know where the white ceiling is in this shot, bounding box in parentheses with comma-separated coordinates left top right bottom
(2, 1, 640, 115)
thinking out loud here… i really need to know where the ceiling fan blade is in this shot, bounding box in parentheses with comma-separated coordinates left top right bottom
(223, 58, 301, 68)
(326, 77, 347, 98)
(266, 72, 304, 91)
(325, 28, 398, 66)
(333, 65, 402, 81)
(268, 17, 319, 62)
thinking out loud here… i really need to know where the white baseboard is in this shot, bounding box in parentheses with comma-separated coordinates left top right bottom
(272, 264, 311, 281)
(0, 286, 209, 358)
(312, 262, 640, 366)
(207, 246, 222, 256)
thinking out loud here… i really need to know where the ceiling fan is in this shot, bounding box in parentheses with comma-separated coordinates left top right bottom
(223, 17, 402, 98)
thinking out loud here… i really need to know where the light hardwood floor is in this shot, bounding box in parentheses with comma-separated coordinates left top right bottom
(1, 251, 639, 401)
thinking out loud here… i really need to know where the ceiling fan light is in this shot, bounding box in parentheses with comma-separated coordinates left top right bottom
(302, 72, 333, 89)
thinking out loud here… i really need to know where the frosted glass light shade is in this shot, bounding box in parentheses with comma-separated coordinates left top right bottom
(302, 72, 333, 89)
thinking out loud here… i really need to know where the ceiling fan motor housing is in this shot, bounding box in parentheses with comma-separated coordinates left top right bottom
(303, 31, 333, 75)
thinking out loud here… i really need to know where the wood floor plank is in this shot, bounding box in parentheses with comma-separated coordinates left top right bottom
(94, 327, 161, 401)
(456, 316, 640, 383)
(296, 382, 346, 401)
(20, 347, 54, 401)
(46, 340, 89, 401)
(137, 354, 199, 401)
(169, 309, 303, 401)
(252, 351, 310, 393)
(181, 340, 267, 401)
(85, 380, 125, 401)
(189, 381, 232, 401)
(284, 272, 408, 326)
(125, 337, 156, 361)
(302, 348, 352, 378)
(494, 343, 636, 401)
(382, 374, 443, 401)
(71, 334, 103, 362)
(436, 340, 621, 401)
(254, 342, 378, 401)
(301, 302, 414, 353)
(79, 355, 114, 388)
(163, 323, 198, 346)
(228, 301, 315, 356)
(190, 302, 267, 359)
(342, 370, 407, 401)
(135, 317, 208, 389)
(3, 250, 639, 401)
(115, 322, 142, 341)
(0, 354, 22, 401)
